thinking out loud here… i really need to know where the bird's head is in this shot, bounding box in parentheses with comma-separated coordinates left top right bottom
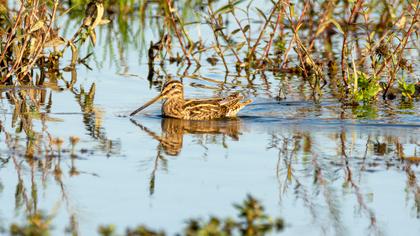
(160, 80, 184, 99)
(130, 80, 184, 116)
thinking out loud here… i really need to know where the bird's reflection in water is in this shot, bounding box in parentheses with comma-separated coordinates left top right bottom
(131, 117, 242, 156)
(130, 118, 243, 195)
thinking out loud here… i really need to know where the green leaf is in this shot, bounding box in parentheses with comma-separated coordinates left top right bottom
(29, 20, 44, 33)
(183, 21, 201, 26)
(407, 84, 415, 94)
(231, 28, 242, 35)
(214, 4, 233, 15)
(329, 19, 344, 35)
(255, 8, 268, 22)
(214, 0, 247, 15)
(235, 41, 246, 51)
(289, 4, 295, 18)
(243, 24, 250, 33)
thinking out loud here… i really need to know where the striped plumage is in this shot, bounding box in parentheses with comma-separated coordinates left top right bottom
(130, 80, 252, 120)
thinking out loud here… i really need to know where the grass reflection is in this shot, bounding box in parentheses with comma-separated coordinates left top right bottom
(0, 68, 119, 235)
(268, 126, 420, 234)
(1, 117, 419, 234)
(131, 117, 242, 195)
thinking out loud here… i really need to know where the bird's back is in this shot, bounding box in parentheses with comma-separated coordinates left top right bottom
(180, 94, 252, 120)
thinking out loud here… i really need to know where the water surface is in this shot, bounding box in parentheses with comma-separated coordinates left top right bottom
(0, 1, 420, 235)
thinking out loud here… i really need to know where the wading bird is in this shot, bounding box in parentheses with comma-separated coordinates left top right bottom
(130, 80, 252, 120)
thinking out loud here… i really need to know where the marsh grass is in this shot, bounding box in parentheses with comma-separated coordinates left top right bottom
(2, 1, 418, 103)
(0, 0, 108, 84)
(0, 0, 119, 160)
(141, 0, 419, 104)
(9, 195, 283, 236)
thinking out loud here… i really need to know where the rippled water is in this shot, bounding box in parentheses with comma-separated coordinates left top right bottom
(1, 2, 420, 236)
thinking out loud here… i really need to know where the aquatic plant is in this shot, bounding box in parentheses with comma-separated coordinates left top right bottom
(44, 0, 420, 105)
(97, 195, 284, 236)
(9, 213, 53, 236)
(139, 0, 419, 104)
(0, 0, 108, 84)
(350, 71, 381, 103)
(398, 78, 416, 101)
(6, 195, 283, 236)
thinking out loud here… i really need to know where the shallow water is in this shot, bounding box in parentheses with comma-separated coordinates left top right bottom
(1, 1, 420, 235)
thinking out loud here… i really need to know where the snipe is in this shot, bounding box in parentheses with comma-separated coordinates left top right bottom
(130, 80, 252, 120)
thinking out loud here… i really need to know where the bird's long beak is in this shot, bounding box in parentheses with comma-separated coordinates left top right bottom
(130, 94, 163, 116)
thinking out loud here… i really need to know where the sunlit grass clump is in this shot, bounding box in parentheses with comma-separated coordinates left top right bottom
(8, 195, 283, 236)
(99, 195, 284, 236)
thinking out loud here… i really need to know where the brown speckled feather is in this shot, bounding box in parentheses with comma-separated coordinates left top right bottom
(130, 80, 252, 120)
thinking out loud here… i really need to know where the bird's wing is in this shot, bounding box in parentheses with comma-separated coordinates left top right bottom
(184, 97, 224, 106)
(219, 93, 243, 106)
